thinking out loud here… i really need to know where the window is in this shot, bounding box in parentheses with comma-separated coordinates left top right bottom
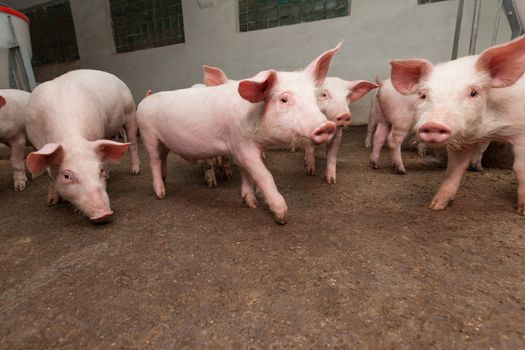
(417, 0, 448, 4)
(109, 0, 185, 53)
(238, 0, 351, 32)
(22, 0, 80, 67)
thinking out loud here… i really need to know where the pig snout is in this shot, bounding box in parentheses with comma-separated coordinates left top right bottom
(335, 113, 351, 127)
(418, 122, 451, 143)
(312, 121, 337, 145)
(90, 210, 114, 224)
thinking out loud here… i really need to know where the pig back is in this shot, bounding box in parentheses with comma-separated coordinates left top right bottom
(26, 70, 134, 148)
(0, 89, 30, 142)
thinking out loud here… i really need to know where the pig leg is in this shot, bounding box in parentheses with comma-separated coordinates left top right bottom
(469, 140, 490, 172)
(221, 156, 233, 180)
(365, 98, 378, 149)
(325, 127, 343, 184)
(160, 147, 169, 182)
(47, 181, 60, 206)
(8, 135, 28, 191)
(304, 145, 316, 175)
(240, 168, 257, 208)
(513, 145, 525, 215)
(236, 147, 288, 224)
(370, 121, 390, 169)
(124, 110, 141, 175)
(389, 127, 409, 175)
(142, 129, 167, 199)
(429, 147, 474, 210)
(204, 159, 218, 188)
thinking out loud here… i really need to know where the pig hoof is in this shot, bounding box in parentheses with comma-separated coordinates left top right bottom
(371, 164, 380, 170)
(155, 188, 166, 199)
(325, 175, 336, 184)
(131, 169, 141, 176)
(46, 197, 60, 207)
(243, 195, 258, 209)
(396, 169, 407, 175)
(469, 163, 485, 172)
(206, 176, 217, 188)
(14, 180, 27, 191)
(273, 213, 287, 225)
(429, 199, 449, 210)
(224, 170, 233, 180)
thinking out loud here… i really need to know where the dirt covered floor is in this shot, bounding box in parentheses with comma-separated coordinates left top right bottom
(0, 126, 524, 349)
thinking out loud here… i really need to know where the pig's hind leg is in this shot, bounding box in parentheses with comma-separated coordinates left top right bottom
(124, 109, 141, 175)
(141, 129, 168, 199)
(370, 121, 390, 169)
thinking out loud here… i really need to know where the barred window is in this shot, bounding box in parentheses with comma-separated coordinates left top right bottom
(238, 0, 351, 32)
(417, 0, 449, 4)
(23, 0, 80, 67)
(109, 0, 185, 53)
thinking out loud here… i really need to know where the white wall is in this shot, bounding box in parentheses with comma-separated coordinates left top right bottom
(6, 0, 513, 124)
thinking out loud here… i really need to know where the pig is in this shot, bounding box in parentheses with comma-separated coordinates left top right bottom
(306, 77, 378, 183)
(366, 78, 489, 174)
(199, 66, 234, 188)
(137, 44, 341, 224)
(0, 89, 31, 191)
(389, 36, 525, 214)
(25, 69, 141, 223)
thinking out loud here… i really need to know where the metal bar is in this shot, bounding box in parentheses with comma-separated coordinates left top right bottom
(451, 0, 465, 60)
(502, 0, 523, 39)
(492, 0, 503, 45)
(468, 0, 482, 55)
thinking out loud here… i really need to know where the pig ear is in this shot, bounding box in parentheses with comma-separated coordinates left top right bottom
(476, 36, 525, 88)
(203, 65, 229, 86)
(347, 80, 379, 102)
(93, 140, 130, 162)
(27, 143, 63, 175)
(304, 41, 343, 86)
(0, 96, 5, 108)
(238, 70, 278, 103)
(390, 59, 433, 95)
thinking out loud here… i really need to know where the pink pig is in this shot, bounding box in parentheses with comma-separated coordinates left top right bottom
(0, 89, 30, 191)
(390, 36, 525, 214)
(367, 78, 489, 174)
(137, 44, 341, 224)
(25, 69, 141, 223)
(306, 77, 378, 183)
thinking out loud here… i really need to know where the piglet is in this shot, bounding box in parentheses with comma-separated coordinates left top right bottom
(390, 36, 525, 214)
(367, 78, 489, 174)
(0, 89, 30, 191)
(306, 77, 378, 183)
(137, 44, 341, 224)
(25, 69, 140, 223)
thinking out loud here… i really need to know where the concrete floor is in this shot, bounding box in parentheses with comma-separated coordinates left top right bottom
(0, 127, 524, 349)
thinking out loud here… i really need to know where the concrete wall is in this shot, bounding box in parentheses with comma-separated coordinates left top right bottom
(5, 0, 513, 124)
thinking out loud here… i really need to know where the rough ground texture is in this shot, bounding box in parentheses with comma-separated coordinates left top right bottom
(0, 127, 524, 349)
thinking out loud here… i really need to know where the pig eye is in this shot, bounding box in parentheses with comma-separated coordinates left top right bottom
(469, 89, 478, 98)
(61, 170, 74, 184)
(280, 97, 289, 104)
(419, 92, 426, 100)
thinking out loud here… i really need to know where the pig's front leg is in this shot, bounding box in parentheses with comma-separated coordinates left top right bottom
(236, 147, 288, 224)
(47, 181, 61, 206)
(304, 145, 316, 175)
(8, 135, 28, 191)
(513, 144, 525, 215)
(203, 159, 217, 188)
(429, 147, 474, 210)
(240, 168, 257, 208)
(470, 140, 490, 172)
(389, 126, 410, 175)
(325, 127, 343, 184)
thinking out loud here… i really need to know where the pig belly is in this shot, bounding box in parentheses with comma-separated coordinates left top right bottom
(159, 131, 229, 160)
